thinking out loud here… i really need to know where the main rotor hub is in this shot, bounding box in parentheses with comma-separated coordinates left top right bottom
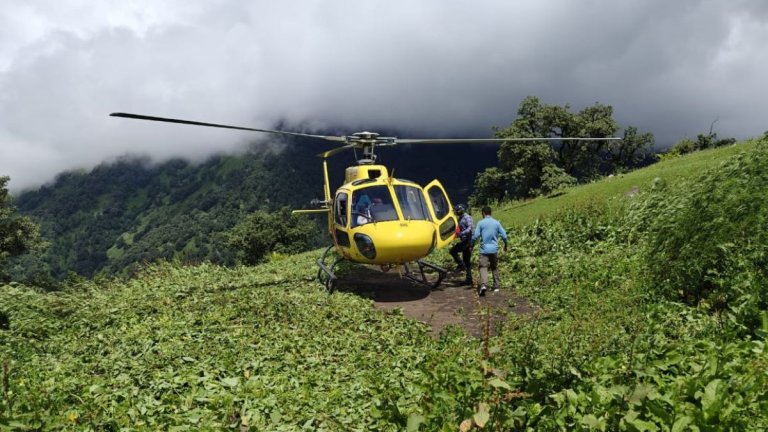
(350, 131, 388, 165)
(352, 131, 380, 140)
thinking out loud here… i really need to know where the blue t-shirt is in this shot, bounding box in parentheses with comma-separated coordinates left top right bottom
(472, 215, 508, 254)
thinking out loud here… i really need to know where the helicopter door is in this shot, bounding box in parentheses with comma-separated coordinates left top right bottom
(333, 192, 351, 248)
(423, 180, 457, 249)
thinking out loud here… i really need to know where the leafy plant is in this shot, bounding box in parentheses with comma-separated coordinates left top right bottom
(0, 176, 41, 280)
(630, 139, 768, 333)
(4, 137, 768, 430)
(227, 207, 320, 265)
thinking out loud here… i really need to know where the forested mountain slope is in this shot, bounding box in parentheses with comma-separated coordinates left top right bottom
(12, 146, 325, 281)
(10, 141, 496, 283)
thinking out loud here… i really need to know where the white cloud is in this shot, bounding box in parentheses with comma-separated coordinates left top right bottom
(1, 0, 767, 191)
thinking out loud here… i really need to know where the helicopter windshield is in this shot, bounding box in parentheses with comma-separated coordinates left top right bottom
(351, 186, 398, 226)
(394, 185, 431, 221)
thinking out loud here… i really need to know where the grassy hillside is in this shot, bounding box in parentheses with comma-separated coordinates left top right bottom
(1, 258, 454, 430)
(3, 139, 768, 430)
(496, 141, 756, 227)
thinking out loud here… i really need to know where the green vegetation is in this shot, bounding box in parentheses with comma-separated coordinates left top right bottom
(472, 96, 654, 205)
(495, 140, 754, 228)
(9, 137, 497, 286)
(1, 258, 438, 430)
(634, 140, 768, 331)
(0, 176, 40, 282)
(10, 148, 328, 284)
(227, 208, 318, 265)
(3, 137, 767, 430)
(668, 121, 737, 156)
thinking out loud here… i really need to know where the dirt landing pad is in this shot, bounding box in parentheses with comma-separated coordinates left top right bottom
(335, 266, 537, 338)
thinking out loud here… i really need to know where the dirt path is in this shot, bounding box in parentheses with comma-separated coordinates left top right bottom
(335, 266, 537, 338)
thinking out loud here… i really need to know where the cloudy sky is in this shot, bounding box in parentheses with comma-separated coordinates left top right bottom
(1, 0, 767, 192)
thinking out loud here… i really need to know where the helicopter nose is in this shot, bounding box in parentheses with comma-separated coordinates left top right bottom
(366, 221, 435, 263)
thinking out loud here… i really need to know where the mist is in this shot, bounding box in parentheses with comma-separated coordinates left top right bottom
(2, 0, 767, 192)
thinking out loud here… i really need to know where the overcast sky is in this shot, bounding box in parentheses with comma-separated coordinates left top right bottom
(1, 0, 767, 192)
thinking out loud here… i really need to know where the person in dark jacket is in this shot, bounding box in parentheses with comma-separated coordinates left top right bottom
(449, 204, 474, 285)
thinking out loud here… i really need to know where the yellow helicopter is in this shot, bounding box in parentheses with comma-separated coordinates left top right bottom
(111, 112, 618, 291)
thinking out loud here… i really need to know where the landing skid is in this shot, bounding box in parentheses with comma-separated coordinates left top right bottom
(315, 245, 447, 292)
(316, 245, 343, 293)
(402, 260, 447, 290)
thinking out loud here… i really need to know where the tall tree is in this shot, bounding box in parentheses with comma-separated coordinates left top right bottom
(475, 97, 578, 201)
(499, 96, 620, 177)
(569, 103, 619, 177)
(1, 176, 41, 278)
(606, 126, 655, 171)
(472, 96, 652, 205)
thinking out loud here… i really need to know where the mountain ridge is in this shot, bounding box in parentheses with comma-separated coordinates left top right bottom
(10, 141, 498, 282)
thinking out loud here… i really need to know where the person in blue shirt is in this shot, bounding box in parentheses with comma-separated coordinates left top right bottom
(471, 206, 508, 296)
(449, 204, 474, 285)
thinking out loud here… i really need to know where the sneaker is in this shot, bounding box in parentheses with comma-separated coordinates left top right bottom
(493, 286, 500, 292)
(461, 278, 473, 286)
(479, 285, 487, 297)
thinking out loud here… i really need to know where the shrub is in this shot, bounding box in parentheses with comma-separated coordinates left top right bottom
(226, 207, 319, 265)
(631, 140, 768, 332)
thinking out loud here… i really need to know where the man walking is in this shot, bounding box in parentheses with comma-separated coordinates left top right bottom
(472, 206, 508, 297)
(449, 204, 474, 285)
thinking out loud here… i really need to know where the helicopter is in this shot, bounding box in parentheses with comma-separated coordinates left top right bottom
(111, 112, 619, 292)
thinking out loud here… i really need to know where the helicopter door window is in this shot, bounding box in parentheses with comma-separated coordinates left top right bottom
(395, 185, 430, 221)
(352, 186, 397, 226)
(427, 187, 450, 220)
(335, 192, 348, 227)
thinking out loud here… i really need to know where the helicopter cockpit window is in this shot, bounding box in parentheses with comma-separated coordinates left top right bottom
(428, 187, 450, 220)
(335, 192, 348, 226)
(351, 186, 397, 226)
(395, 185, 430, 221)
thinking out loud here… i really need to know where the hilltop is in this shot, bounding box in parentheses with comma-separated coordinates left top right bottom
(496, 140, 756, 227)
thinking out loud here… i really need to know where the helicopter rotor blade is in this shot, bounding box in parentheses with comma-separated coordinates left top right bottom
(110, 112, 348, 142)
(316, 143, 359, 158)
(395, 137, 621, 144)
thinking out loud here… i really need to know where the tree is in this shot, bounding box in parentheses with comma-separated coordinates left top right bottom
(472, 96, 625, 205)
(491, 96, 619, 177)
(670, 120, 736, 156)
(1, 176, 41, 279)
(227, 207, 317, 265)
(471, 167, 511, 205)
(669, 137, 696, 155)
(471, 96, 655, 205)
(562, 102, 619, 177)
(606, 126, 655, 171)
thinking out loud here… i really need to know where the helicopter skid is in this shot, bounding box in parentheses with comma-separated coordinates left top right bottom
(402, 260, 447, 290)
(316, 245, 343, 293)
(316, 246, 446, 292)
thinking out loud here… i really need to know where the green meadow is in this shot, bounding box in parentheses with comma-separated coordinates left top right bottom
(2, 139, 767, 430)
(498, 141, 755, 227)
